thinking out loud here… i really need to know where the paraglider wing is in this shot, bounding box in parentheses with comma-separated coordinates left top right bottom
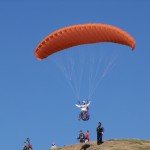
(34, 23, 135, 60)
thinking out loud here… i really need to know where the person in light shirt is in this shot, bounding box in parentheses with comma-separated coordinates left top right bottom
(75, 100, 91, 120)
(51, 142, 57, 149)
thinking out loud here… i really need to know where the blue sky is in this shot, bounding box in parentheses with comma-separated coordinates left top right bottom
(0, 0, 150, 150)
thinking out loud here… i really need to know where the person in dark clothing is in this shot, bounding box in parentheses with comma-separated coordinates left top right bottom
(77, 130, 85, 143)
(96, 122, 104, 145)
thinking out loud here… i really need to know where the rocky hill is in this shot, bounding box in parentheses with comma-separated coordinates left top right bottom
(50, 139, 150, 150)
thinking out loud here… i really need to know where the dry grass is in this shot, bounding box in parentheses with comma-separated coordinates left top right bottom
(49, 139, 150, 150)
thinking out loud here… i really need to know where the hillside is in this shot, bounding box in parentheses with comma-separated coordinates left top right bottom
(50, 139, 150, 150)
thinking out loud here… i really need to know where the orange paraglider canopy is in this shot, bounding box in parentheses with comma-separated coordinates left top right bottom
(34, 23, 135, 60)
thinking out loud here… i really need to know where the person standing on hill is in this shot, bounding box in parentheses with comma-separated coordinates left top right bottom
(85, 130, 90, 143)
(26, 138, 33, 150)
(96, 122, 104, 145)
(23, 142, 27, 150)
(51, 142, 57, 149)
(77, 130, 85, 143)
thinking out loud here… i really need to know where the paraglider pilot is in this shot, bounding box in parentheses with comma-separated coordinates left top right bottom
(75, 100, 91, 121)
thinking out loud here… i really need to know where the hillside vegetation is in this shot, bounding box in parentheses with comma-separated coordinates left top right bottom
(50, 139, 150, 150)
